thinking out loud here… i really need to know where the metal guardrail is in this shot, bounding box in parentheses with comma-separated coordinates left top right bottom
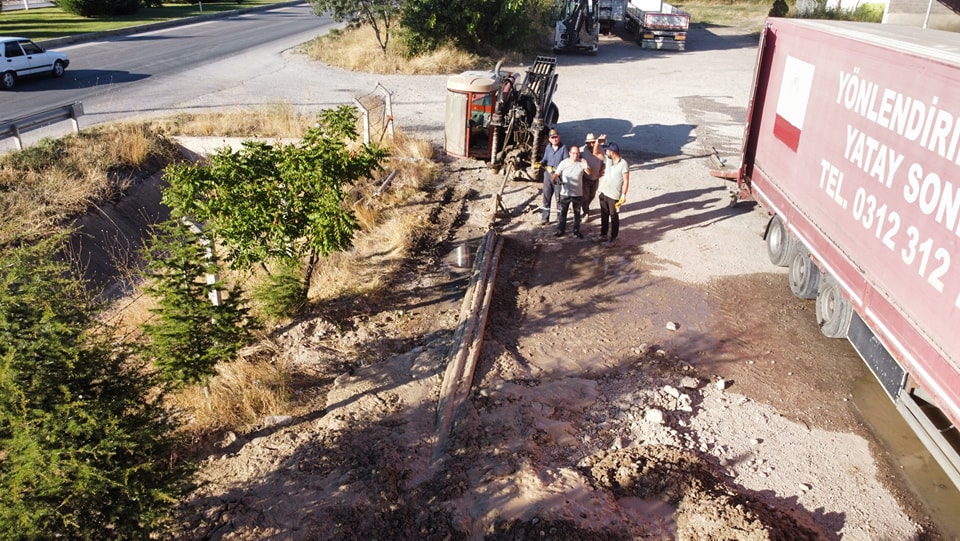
(0, 101, 84, 151)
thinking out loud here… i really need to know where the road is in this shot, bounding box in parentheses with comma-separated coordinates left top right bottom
(0, 3, 335, 146)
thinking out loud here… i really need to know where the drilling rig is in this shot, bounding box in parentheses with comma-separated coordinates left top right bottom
(488, 56, 560, 181)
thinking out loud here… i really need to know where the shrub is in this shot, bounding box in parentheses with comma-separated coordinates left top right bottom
(252, 259, 308, 320)
(57, 0, 140, 16)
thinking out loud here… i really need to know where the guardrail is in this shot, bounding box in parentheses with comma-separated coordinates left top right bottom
(0, 101, 84, 151)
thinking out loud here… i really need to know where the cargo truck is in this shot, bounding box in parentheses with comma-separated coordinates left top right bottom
(624, 0, 689, 50)
(598, 0, 627, 34)
(724, 18, 960, 489)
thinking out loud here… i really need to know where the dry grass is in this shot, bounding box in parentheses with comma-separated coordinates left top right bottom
(311, 132, 438, 300)
(0, 122, 180, 246)
(170, 355, 291, 437)
(679, 0, 772, 30)
(157, 102, 315, 138)
(300, 24, 486, 75)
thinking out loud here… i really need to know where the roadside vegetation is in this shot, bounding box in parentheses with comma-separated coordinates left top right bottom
(0, 102, 440, 538)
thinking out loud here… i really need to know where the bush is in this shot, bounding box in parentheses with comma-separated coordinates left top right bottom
(57, 0, 140, 16)
(253, 259, 307, 320)
(852, 2, 884, 21)
(792, 0, 883, 21)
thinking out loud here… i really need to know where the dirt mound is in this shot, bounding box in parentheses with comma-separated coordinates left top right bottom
(580, 445, 824, 540)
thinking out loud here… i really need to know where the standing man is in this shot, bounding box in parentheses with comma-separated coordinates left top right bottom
(538, 128, 567, 225)
(593, 135, 630, 247)
(552, 145, 592, 239)
(580, 133, 603, 221)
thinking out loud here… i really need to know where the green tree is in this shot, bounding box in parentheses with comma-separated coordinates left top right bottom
(141, 219, 259, 388)
(0, 236, 188, 540)
(769, 0, 789, 17)
(310, 0, 401, 54)
(401, 0, 546, 56)
(161, 105, 387, 303)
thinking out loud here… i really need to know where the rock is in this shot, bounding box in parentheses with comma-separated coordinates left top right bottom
(262, 415, 293, 428)
(716, 378, 728, 390)
(662, 384, 681, 398)
(799, 482, 812, 492)
(219, 431, 237, 449)
(644, 408, 664, 424)
(680, 376, 700, 389)
(666, 321, 679, 331)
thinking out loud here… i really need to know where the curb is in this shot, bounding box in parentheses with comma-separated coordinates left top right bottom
(37, 0, 306, 49)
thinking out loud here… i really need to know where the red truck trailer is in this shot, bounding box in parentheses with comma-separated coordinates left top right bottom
(729, 18, 960, 489)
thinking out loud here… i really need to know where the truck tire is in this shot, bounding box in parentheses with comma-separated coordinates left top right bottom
(766, 216, 797, 267)
(546, 103, 559, 126)
(788, 249, 820, 300)
(816, 274, 853, 338)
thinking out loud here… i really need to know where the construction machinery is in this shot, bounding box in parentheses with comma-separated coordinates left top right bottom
(553, 0, 600, 54)
(489, 57, 560, 180)
(444, 57, 559, 180)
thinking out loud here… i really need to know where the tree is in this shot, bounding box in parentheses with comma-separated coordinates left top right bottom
(769, 0, 789, 17)
(0, 236, 189, 540)
(310, 0, 402, 54)
(141, 219, 260, 389)
(401, 0, 546, 56)
(161, 105, 387, 302)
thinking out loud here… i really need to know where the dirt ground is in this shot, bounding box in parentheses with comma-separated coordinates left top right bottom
(157, 21, 960, 541)
(173, 149, 937, 539)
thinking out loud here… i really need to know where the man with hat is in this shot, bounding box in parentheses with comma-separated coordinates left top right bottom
(538, 128, 567, 225)
(580, 133, 603, 221)
(592, 134, 630, 247)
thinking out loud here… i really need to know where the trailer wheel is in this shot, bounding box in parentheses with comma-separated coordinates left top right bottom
(816, 274, 853, 338)
(766, 216, 797, 267)
(788, 249, 820, 300)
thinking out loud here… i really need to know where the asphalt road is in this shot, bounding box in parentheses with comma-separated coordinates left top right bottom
(0, 3, 335, 147)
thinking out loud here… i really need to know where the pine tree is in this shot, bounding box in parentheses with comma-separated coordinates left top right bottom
(0, 236, 189, 540)
(141, 219, 259, 388)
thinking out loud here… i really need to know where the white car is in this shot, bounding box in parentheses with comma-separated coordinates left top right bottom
(0, 36, 69, 90)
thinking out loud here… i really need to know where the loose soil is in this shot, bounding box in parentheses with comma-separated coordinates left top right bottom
(172, 149, 938, 539)
(106, 20, 952, 541)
